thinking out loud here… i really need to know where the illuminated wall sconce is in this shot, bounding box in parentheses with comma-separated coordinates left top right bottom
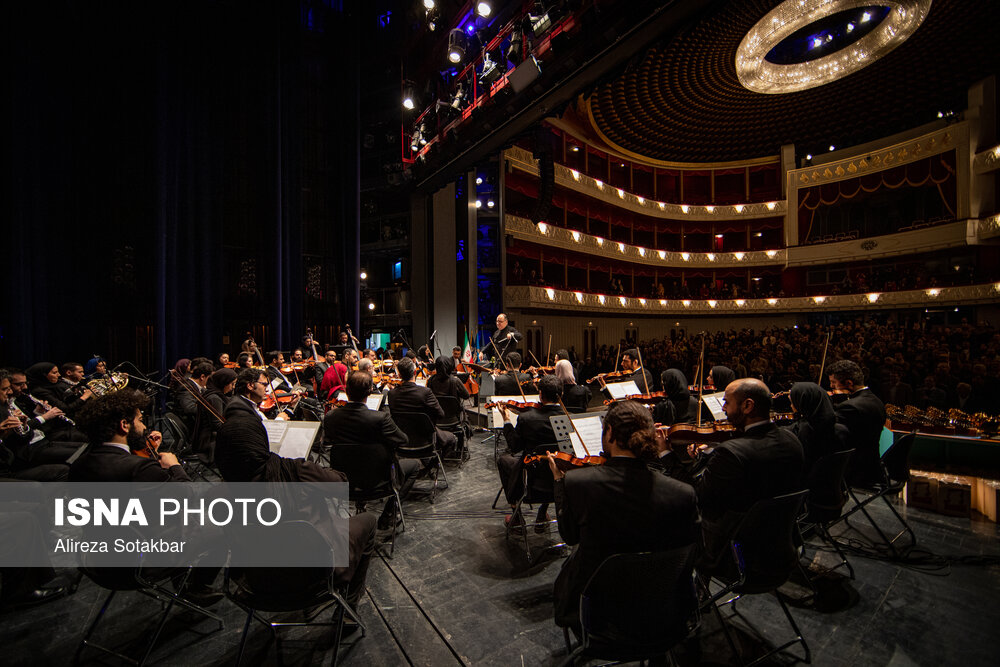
(638, 247, 646, 257)
(813, 296, 826, 303)
(659, 299, 667, 306)
(926, 289, 940, 297)
(571, 231, 580, 241)
(658, 250, 666, 260)
(706, 253, 715, 261)
(733, 252, 745, 260)
(735, 299, 745, 306)
(619, 296, 627, 306)
(546, 288, 555, 300)
(867, 293, 880, 303)
(598, 295, 606, 304)
(537, 223, 548, 233)
(766, 250, 778, 258)
(734, 204, 744, 213)
(637, 197, 645, 204)
(575, 292, 584, 302)
(617, 188, 625, 198)
(766, 202, 777, 210)
(617, 242, 625, 253)
(767, 298, 778, 305)
(680, 205, 689, 213)
(595, 236, 604, 246)
(680, 253, 690, 261)
(658, 202, 666, 210)
(705, 206, 715, 213)
(594, 179, 603, 190)
(682, 300, 691, 307)
(570, 170, 580, 180)
(639, 298, 647, 305)
(707, 300, 717, 308)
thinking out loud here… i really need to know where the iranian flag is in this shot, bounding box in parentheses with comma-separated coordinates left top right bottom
(462, 331, 473, 362)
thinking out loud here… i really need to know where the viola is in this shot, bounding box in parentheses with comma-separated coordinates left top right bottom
(523, 450, 607, 471)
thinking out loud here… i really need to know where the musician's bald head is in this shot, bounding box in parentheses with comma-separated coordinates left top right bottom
(723, 378, 772, 427)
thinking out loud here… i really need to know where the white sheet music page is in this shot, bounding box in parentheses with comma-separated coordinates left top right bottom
(566, 414, 605, 458)
(365, 394, 384, 411)
(702, 391, 727, 421)
(488, 394, 539, 429)
(604, 381, 640, 400)
(263, 420, 288, 446)
(279, 424, 318, 460)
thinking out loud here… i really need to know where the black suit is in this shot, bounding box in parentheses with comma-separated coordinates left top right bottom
(387, 381, 457, 454)
(490, 325, 522, 358)
(69, 444, 190, 482)
(498, 403, 564, 505)
(693, 421, 803, 570)
(563, 384, 592, 413)
(630, 368, 656, 393)
(553, 457, 700, 628)
(835, 388, 887, 487)
(492, 371, 531, 397)
(323, 403, 418, 521)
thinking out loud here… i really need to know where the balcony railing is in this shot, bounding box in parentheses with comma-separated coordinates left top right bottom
(505, 283, 1000, 315)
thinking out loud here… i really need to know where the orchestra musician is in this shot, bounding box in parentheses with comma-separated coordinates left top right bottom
(214, 367, 375, 616)
(495, 375, 564, 530)
(215, 352, 230, 370)
(427, 356, 470, 402)
(785, 382, 850, 479)
(547, 400, 700, 631)
(828, 359, 886, 487)
(676, 378, 803, 575)
(491, 313, 522, 360)
(387, 358, 458, 457)
(654, 368, 693, 425)
(0, 371, 71, 481)
(493, 352, 531, 396)
(320, 350, 353, 401)
(554, 359, 590, 413)
(621, 349, 654, 393)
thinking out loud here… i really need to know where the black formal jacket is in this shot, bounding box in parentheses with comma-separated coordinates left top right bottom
(630, 368, 656, 393)
(694, 421, 803, 567)
(323, 402, 408, 451)
(387, 382, 444, 423)
(834, 387, 887, 486)
(552, 457, 700, 627)
(492, 371, 531, 396)
(501, 403, 564, 456)
(69, 444, 190, 482)
(490, 325, 522, 358)
(563, 384, 592, 413)
(427, 374, 470, 401)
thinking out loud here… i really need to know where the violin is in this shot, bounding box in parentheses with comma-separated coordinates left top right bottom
(586, 370, 632, 385)
(135, 434, 161, 460)
(603, 391, 666, 406)
(259, 391, 301, 411)
(484, 400, 544, 411)
(523, 450, 606, 471)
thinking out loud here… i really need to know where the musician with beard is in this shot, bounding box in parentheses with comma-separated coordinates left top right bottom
(69, 390, 188, 482)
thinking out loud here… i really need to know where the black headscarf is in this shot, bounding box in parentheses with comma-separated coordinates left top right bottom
(434, 356, 455, 376)
(205, 368, 238, 398)
(790, 382, 835, 431)
(710, 366, 736, 392)
(657, 368, 691, 424)
(26, 362, 58, 388)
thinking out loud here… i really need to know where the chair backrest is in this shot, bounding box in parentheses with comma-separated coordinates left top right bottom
(579, 545, 698, 657)
(391, 411, 436, 450)
(327, 443, 394, 498)
(436, 395, 464, 424)
(881, 432, 915, 486)
(226, 520, 335, 612)
(805, 448, 854, 521)
(731, 490, 808, 593)
(158, 412, 190, 452)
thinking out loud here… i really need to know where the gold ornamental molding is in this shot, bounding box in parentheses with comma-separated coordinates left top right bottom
(505, 283, 1000, 316)
(788, 123, 965, 188)
(973, 144, 1000, 175)
(505, 146, 787, 222)
(505, 215, 786, 268)
(976, 213, 1000, 240)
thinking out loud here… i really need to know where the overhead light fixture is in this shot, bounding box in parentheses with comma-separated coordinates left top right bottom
(423, 0, 435, 9)
(410, 129, 421, 152)
(402, 81, 416, 110)
(487, 199, 495, 208)
(360, 271, 368, 280)
(476, 176, 483, 185)
(529, 4, 555, 36)
(447, 29, 467, 64)
(478, 51, 503, 87)
(418, 121, 429, 145)
(476, 1, 492, 18)
(829, 145, 836, 151)
(506, 27, 523, 65)
(426, 6, 439, 31)
(450, 82, 467, 110)
(368, 302, 376, 311)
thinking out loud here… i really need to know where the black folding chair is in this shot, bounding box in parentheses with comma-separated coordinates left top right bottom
(224, 520, 364, 667)
(390, 411, 448, 502)
(507, 443, 562, 562)
(436, 395, 470, 464)
(329, 442, 405, 556)
(800, 448, 855, 580)
(837, 433, 916, 557)
(702, 490, 812, 666)
(75, 527, 223, 666)
(561, 545, 699, 666)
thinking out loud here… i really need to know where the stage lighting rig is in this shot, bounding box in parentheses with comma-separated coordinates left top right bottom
(448, 28, 467, 64)
(478, 51, 504, 87)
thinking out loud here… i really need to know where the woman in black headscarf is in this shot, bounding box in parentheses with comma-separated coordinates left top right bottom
(653, 368, 691, 425)
(708, 365, 735, 392)
(786, 382, 850, 476)
(427, 356, 470, 401)
(204, 368, 238, 430)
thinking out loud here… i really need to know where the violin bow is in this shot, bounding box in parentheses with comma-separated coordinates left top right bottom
(635, 346, 651, 395)
(817, 332, 832, 385)
(613, 341, 622, 373)
(168, 369, 225, 424)
(546, 334, 552, 368)
(528, 350, 544, 373)
(557, 397, 590, 457)
(696, 333, 706, 428)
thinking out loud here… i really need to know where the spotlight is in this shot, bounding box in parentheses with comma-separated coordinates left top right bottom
(410, 129, 421, 152)
(426, 7, 439, 31)
(476, 176, 483, 185)
(478, 51, 503, 87)
(360, 271, 368, 280)
(846, 22, 854, 32)
(805, 154, 812, 161)
(861, 10, 871, 22)
(450, 82, 467, 110)
(487, 199, 495, 208)
(423, 0, 434, 9)
(419, 122, 429, 145)
(476, 1, 492, 18)
(402, 81, 416, 110)
(368, 302, 376, 311)
(476, 200, 482, 208)
(829, 145, 835, 151)
(506, 27, 523, 65)
(529, 3, 557, 36)
(447, 28, 467, 64)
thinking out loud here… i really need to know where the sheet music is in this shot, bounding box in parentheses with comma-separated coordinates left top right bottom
(565, 414, 605, 458)
(702, 391, 727, 421)
(487, 394, 539, 429)
(335, 391, 348, 402)
(268, 376, 284, 393)
(365, 394, 384, 411)
(604, 381, 641, 400)
(263, 421, 321, 459)
(414, 378, 427, 387)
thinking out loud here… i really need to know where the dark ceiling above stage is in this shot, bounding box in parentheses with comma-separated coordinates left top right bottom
(589, 0, 1000, 162)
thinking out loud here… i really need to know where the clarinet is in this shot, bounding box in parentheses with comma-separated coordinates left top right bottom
(6, 399, 31, 435)
(24, 394, 77, 426)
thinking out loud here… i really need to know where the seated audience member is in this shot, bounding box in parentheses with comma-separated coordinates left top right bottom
(323, 371, 419, 530)
(548, 400, 700, 631)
